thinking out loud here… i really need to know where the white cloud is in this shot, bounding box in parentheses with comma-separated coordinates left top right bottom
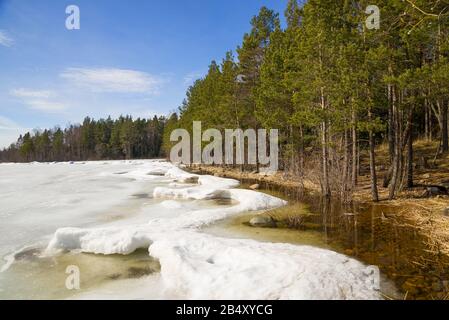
(10, 88, 67, 113)
(0, 30, 13, 47)
(60, 67, 164, 94)
(10, 88, 54, 99)
(26, 100, 67, 112)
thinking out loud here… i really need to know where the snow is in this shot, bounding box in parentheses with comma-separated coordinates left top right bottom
(42, 161, 381, 300)
(0, 160, 172, 271)
(150, 233, 378, 300)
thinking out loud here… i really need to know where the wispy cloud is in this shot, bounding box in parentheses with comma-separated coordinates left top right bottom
(10, 88, 67, 112)
(0, 115, 29, 149)
(25, 100, 67, 112)
(60, 67, 164, 94)
(10, 88, 54, 99)
(0, 30, 13, 47)
(183, 71, 205, 86)
(0, 115, 19, 130)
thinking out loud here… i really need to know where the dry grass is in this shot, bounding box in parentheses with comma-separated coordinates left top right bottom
(389, 200, 449, 257)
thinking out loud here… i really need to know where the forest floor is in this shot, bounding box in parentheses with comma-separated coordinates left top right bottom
(189, 139, 449, 261)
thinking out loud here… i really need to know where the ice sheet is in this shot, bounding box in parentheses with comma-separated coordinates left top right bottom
(43, 161, 381, 300)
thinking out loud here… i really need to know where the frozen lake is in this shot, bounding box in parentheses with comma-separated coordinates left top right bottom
(0, 160, 382, 299)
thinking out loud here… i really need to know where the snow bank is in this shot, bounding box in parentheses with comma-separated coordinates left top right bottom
(46, 226, 153, 255)
(150, 232, 379, 300)
(45, 162, 381, 300)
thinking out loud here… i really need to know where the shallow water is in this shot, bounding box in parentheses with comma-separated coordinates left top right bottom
(208, 181, 449, 300)
(0, 248, 160, 300)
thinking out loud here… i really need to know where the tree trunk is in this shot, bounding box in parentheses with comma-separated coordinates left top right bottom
(321, 88, 330, 197)
(342, 128, 349, 198)
(407, 111, 414, 189)
(389, 87, 400, 200)
(383, 84, 394, 188)
(299, 126, 305, 174)
(425, 99, 429, 141)
(368, 108, 379, 202)
(351, 108, 357, 188)
(442, 100, 448, 153)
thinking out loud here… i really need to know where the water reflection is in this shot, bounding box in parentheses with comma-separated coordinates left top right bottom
(236, 180, 449, 300)
(0, 248, 160, 300)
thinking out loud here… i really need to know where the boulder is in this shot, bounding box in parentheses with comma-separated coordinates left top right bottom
(424, 186, 448, 197)
(249, 216, 276, 228)
(249, 184, 260, 190)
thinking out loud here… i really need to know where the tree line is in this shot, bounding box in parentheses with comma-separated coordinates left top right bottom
(162, 0, 449, 201)
(0, 116, 166, 162)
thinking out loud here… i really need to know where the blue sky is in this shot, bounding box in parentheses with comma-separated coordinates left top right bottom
(0, 0, 288, 148)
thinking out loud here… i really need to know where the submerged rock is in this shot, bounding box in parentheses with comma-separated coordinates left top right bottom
(146, 171, 165, 176)
(183, 176, 199, 184)
(249, 184, 260, 190)
(127, 266, 157, 278)
(249, 216, 276, 228)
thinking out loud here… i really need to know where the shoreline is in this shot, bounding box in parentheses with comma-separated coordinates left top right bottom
(187, 164, 449, 254)
(188, 164, 449, 300)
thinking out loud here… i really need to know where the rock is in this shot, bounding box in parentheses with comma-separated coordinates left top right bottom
(422, 173, 431, 179)
(249, 216, 276, 228)
(249, 184, 260, 190)
(424, 186, 448, 197)
(184, 176, 199, 184)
